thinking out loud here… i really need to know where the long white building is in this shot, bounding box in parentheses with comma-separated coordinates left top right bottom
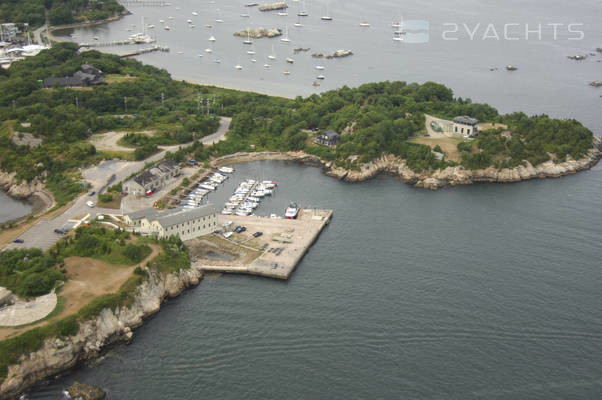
(124, 204, 218, 241)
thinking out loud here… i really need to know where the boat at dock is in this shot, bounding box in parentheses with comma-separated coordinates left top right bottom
(285, 202, 299, 219)
(218, 167, 234, 173)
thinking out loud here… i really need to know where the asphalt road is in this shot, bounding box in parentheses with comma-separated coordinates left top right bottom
(5, 118, 230, 251)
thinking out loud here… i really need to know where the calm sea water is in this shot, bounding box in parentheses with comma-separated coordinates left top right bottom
(58, 0, 602, 132)
(27, 160, 602, 399)
(15, 1, 602, 397)
(0, 191, 31, 224)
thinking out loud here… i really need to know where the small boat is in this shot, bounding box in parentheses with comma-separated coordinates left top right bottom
(278, 12, 288, 16)
(247, 49, 256, 55)
(315, 65, 324, 70)
(198, 54, 203, 57)
(214, 59, 222, 63)
(168, 16, 174, 19)
(205, 24, 213, 28)
(506, 65, 518, 71)
(359, 22, 370, 27)
(285, 202, 299, 219)
(251, 58, 257, 62)
(177, 51, 184, 54)
(240, 13, 250, 17)
(264, 63, 270, 68)
(321, 16, 332, 21)
(283, 71, 291, 75)
(222, 210, 233, 215)
(268, 44, 276, 60)
(312, 81, 320, 86)
(192, 11, 198, 16)
(93, 36, 99, 40)
(205, 48, 212, 53)
(159, 19, 165, 23)
(190, 24, 196, 28)
(199, 183, 216, 190)
(164, 26, 171, 30)
(147, 25, 155, 29)
(280, 25, 291, 42)
(187, 19, 192, 24)
(294, 15, 304, 27)
(317, 74, 325, 79)
(286, 58, 294, 63)
(208, 36, 216, 42)
(243, 29, 253, 44)
(235, 64, 243, 70)
(219, 166, 234, 173)
(297, 0, 308, 16)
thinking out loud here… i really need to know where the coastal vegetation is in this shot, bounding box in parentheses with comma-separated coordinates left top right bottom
(0, 224, 149, 299)
(0, 0, 125, 28)
(0, 42, 596, 207)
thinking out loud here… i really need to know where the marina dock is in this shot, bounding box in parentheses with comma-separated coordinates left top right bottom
(190, 209, 332, 279)
(119, 45, 170, 58)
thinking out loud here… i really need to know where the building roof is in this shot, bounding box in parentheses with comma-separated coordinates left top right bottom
(126, 207, 161, 221)
(133, 159, 179, 187)
(319, 130, 339, 139)
(454, 116, 479, 125)
(43, 64, 104, 88)
(155, 204, 218, 229)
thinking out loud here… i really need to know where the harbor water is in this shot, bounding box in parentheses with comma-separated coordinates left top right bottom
(0, 192, 31, 224)
(56, 0, 602, 132)
(26, 159, 602, 399)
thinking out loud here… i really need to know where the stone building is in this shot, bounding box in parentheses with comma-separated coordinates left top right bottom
(125, 204, 218, 241)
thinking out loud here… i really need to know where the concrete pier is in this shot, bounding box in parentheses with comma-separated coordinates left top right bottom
(191, 209, 332, 279)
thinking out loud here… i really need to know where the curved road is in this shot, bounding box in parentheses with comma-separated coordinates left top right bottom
(5, 117, 230, 251)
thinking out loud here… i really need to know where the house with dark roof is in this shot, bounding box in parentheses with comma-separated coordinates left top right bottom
(43, 64, 104, 88)
(315, 130, 340, 147)
(452, 116, 479, 138)
(124, 159, 180, 196)
(125, 204, 218, 240)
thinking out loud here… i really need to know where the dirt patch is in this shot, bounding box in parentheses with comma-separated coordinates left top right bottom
(97, 193, 123, 209)
(409, 137, 464, 162)
(188, 235, 261, 266)
(88, 130, 153, 153)
(0, 244, 160, 341)
(478, 122, 507, 131)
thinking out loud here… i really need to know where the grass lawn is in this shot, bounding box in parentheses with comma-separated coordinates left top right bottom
(409, 136, 465, 162)
(105, 74, 138, 84)
(97, 192, 123, 209)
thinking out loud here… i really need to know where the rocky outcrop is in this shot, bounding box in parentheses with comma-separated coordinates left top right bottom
(0, 171, 43, 200)
(0, 267, 202, 400)
(322, 146, 601, 189)
(66, 381, 105, 400)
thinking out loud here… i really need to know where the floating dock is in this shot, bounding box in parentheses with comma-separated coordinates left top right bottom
(191, 209, 332, 279)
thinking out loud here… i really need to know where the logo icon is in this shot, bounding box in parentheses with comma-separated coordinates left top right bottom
(404, 20, 430, 44)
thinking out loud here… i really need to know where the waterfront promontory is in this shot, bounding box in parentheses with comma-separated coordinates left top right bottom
(0, 33, 601, 400)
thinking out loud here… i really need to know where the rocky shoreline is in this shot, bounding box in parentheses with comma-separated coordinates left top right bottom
(0, 172, 55, 219)
(211, 139, 601, 190)
(0, 267, 203, 400)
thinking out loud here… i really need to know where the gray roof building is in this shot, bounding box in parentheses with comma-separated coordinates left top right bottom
(155, 204, 218, 229)
(43, 64, 104, 88)
(453, 116, 479, 126)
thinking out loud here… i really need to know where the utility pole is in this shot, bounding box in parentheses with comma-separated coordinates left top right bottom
(206, 98, 210, 115)
(124, 97, 127, 112)
(197, 92, 200, 113)
(75, 96, 78, 109)
(161, 92, 164, 107)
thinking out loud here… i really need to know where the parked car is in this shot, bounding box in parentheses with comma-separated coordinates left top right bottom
(239, 226, 247, 233)
(54, 228, 68, 234)
(233, 225, 242, 233)
(253, 232, 263, 238)
(88, 191, 96, 196)
(86, 200, 95, 208)
(13, 238, 24, 243)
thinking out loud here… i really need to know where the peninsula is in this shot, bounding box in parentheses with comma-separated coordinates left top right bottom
(0, 41, 600, 399)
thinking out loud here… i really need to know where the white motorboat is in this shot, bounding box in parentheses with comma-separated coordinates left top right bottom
(192, 11, 198, 16)
(268, 44, 276, 60)
(208, 36, 216, 42)
(286, 58, 294, 63)
(285, 202, 299, 219)
(235, 64, 243, 70)
(315, 65, 325, 70)
(218, 166, 234, 173)
(317, 74, 325, 79)
(360, 22, 370, 27)
(199, 183, 217, 190)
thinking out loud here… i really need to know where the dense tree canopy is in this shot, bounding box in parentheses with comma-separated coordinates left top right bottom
(0, 0, 124, 27)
